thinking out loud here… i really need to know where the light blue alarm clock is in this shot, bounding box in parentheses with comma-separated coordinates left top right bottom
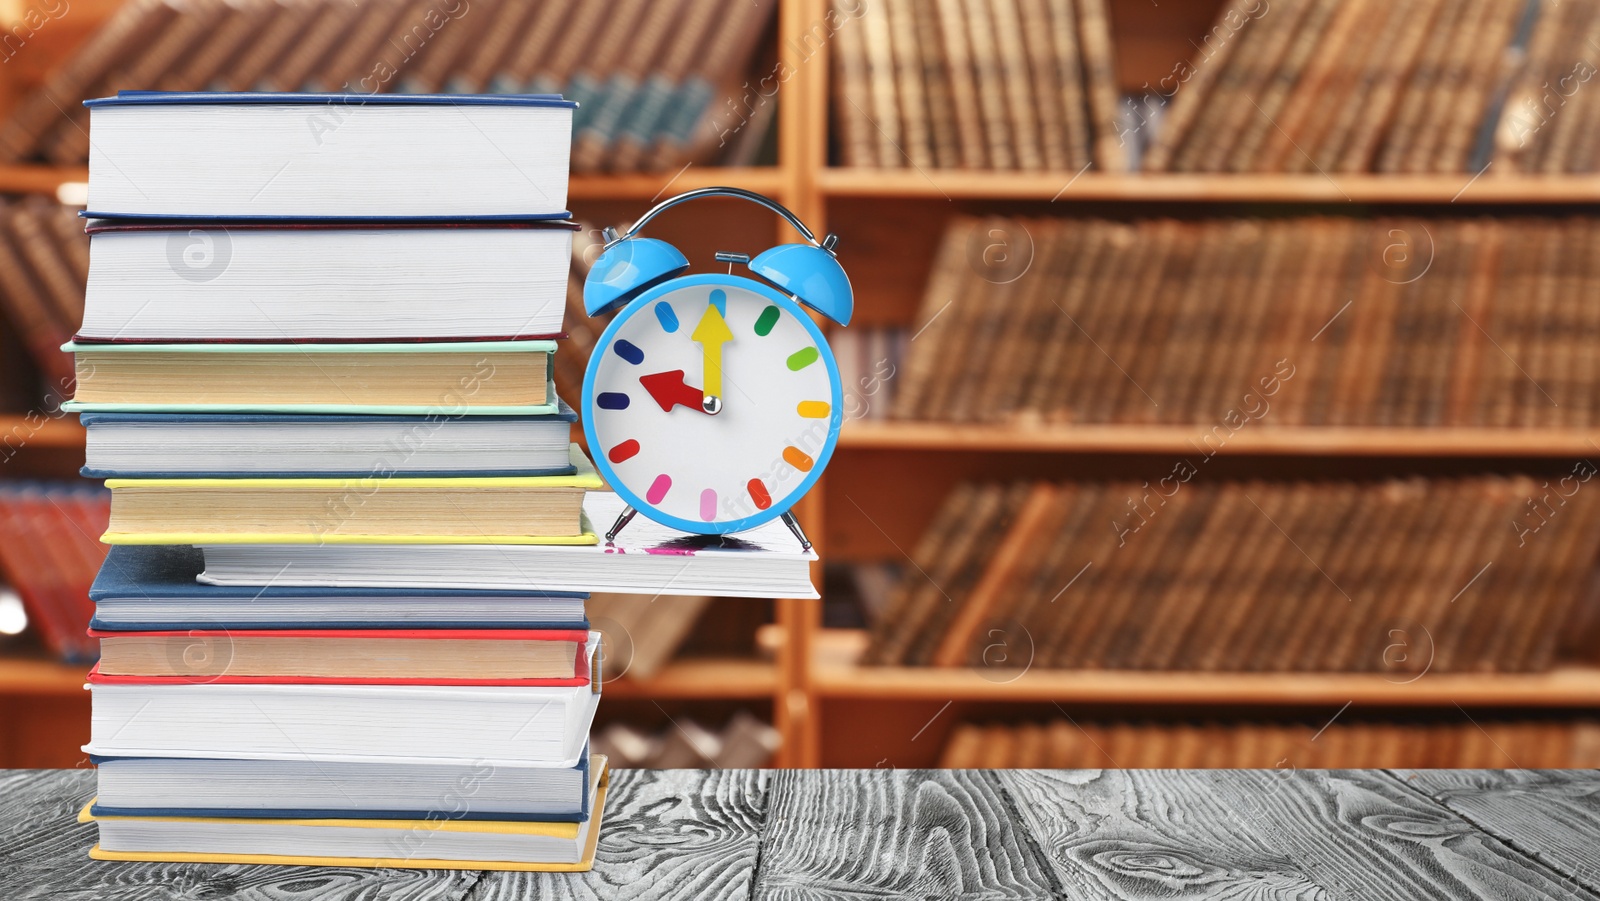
(581, 187, 853, 545)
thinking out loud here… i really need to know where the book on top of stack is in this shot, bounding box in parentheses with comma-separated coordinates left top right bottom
(67, 90, 615, 871)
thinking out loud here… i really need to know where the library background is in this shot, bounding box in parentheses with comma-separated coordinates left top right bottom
(4, 0, 1600, 770)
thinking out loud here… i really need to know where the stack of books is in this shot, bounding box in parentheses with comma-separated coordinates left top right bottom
(65, 91, 616, 871)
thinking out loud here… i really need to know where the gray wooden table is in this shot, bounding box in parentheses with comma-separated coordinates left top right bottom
(2, 768, 1597, 899)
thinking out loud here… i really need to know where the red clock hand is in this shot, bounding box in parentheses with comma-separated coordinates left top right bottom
(639, 370, 706, 413)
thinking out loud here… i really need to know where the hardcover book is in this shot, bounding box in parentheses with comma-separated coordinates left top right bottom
(84, 92, 576, 219)
(63, 340, 557, 413)
(91, 749, 598, 822)
(197, 490, 818, 597)
(91, 628, 600, 685)
(80, 401, 580, 479)
(78, 219, 578, 342)
(100, 444, 603, 545)
(86, 645, 602, 767)
(87, 544, 589, 631)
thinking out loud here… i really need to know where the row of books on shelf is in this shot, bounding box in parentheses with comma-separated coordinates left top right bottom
(835, 0, 1600, 174)
(832, 0, 1124, 172)
(54, 91, 810, 870)
(0, 0, 775, 172)
(1146, 0, 1600, 175)
(863, 475, 1600, 673)
(0, 199, 88, 391)
(12, 0, 1598, 177)
(939, 716, 1600, 768)
(902, 215, 1600, 426)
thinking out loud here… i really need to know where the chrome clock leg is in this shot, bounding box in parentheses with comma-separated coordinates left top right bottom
(605, 506, 638, 544)
(780, 511, 813, 551)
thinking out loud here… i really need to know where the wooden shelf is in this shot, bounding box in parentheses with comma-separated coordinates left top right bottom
(808, 631, 1600, 707)
(0, 654, 775, 700)
(839, 421, 1600, 457)
(0, 415, 85, 449)
(600, 657, 777, 700)
(0, 163, 87, 195)
(0, 656, 88, 696)
(570, 167, 786, 202)
(815, 661, 1600, 708)
(818, 169, 1600, 204)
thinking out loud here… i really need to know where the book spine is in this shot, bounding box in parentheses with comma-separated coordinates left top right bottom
(861, 0, 906, 168)
(885, 0, 936, 170)
(911, 0, 963, 168)
(1228, 0, 1341, 171)
(933, 0, 989, 167)
(1073, 0, 1125, 171)
(832, 0, 878, 167)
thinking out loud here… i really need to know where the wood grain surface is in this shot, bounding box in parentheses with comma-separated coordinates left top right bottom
(466, 768, 768, 901)
(4, 768, 1599, 900)
(1392, 768, 1600, 897)
(753, 768, 1065, 899)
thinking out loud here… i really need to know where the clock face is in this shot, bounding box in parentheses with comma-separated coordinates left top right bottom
(584, 274, 842, 534)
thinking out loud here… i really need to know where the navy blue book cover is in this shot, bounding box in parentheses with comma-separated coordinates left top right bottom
(90, 545, 588, 630)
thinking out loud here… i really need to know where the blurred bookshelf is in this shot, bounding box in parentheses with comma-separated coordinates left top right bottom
(819, 169, 1600, 203)
(3, 0, 1600, 771)
(0, 655, 85, 696)
(0, 415, 83, 449)
(600, 658, 779, 701)
(771, 626, 1600, 708)
(841, 422, 1600, 457)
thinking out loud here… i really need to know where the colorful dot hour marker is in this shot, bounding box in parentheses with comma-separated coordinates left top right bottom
(797, 400, 830, 418)
(754, 305, 780, 336)
(787, 347, 819, 371)
(646, 474, 672, 504)
(654, 301, 679, 333)
(700, 488, 718, 521)
(783, 446, 814, 471)
(613, 339, 644, 365)
(709, 288, 727, 317)
(748, 478, 772, 510)
(608, 439, 640, 463)
(597, 392, 630, 410)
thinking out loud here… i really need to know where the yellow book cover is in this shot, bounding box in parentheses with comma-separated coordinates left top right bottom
(100, 445, 606, 546)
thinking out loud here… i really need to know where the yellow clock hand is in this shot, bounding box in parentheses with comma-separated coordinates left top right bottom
(691, 301, 734, 414)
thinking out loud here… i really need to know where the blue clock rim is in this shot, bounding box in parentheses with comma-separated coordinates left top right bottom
(582, 272, 844, 536)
